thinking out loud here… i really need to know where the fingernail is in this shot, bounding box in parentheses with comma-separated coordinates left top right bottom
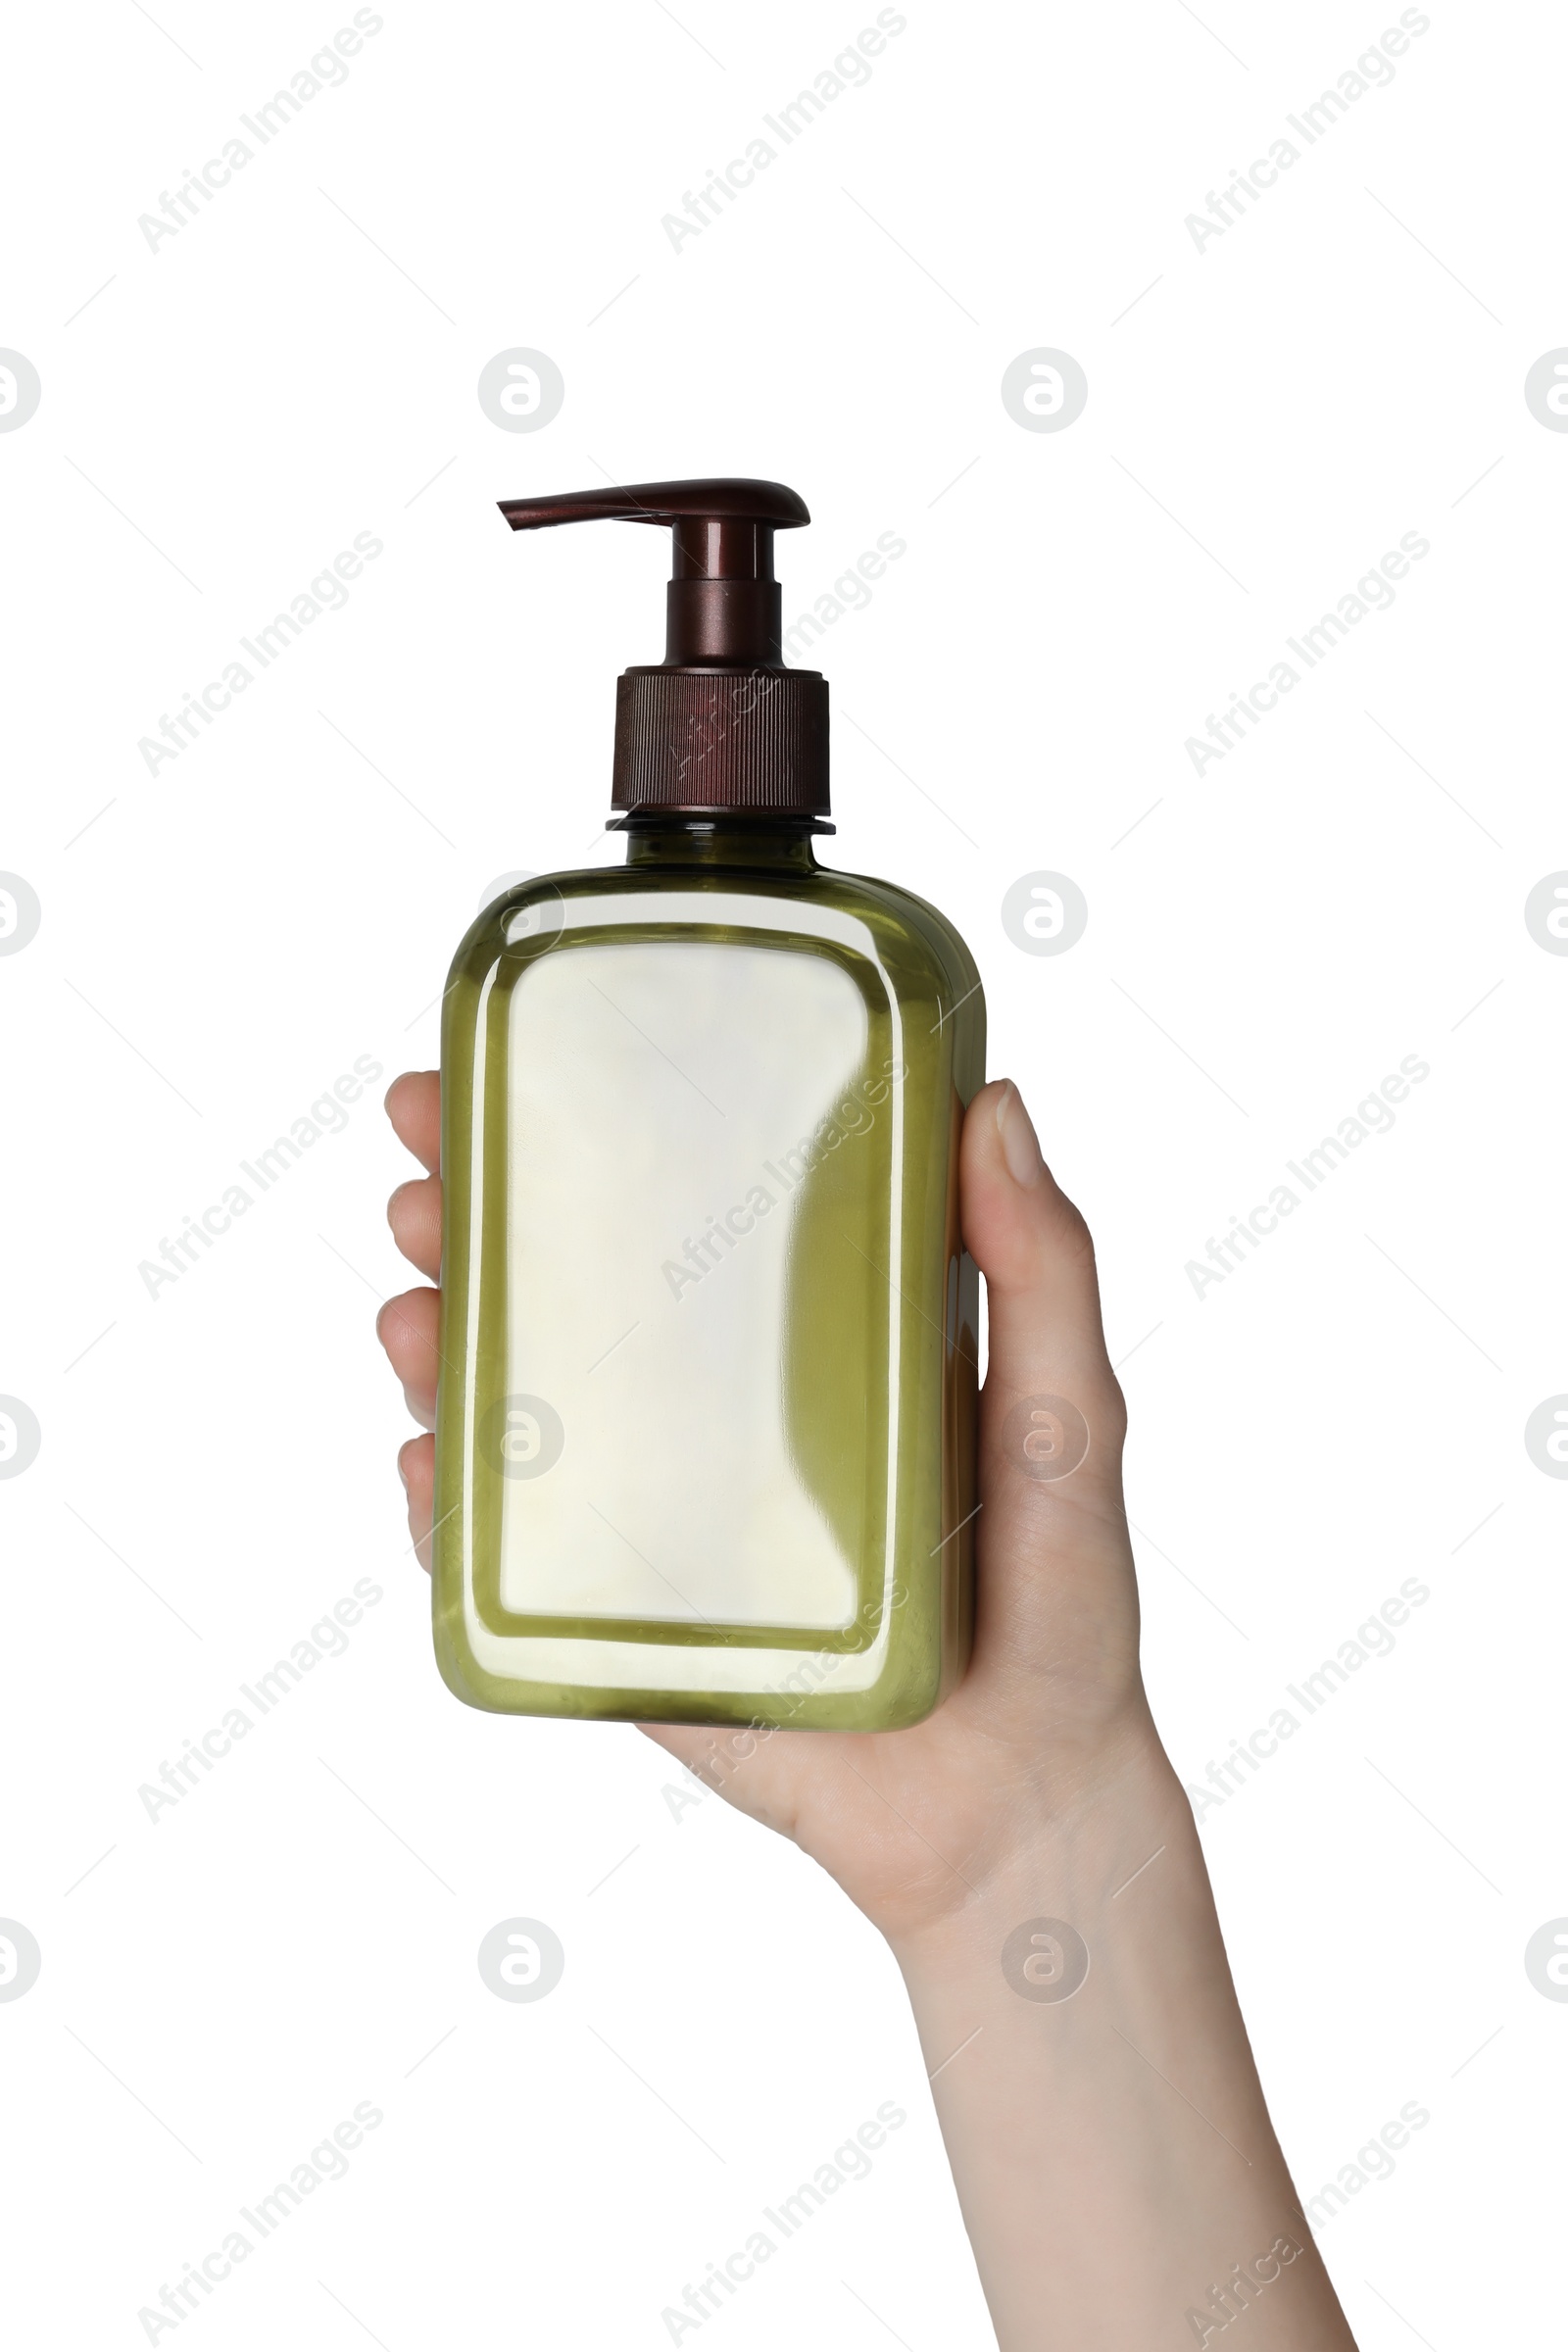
(397, 1453, 410, 1494)
(996, 1081, 1045, 1187)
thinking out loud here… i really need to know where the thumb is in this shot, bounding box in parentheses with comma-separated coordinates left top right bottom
(963, 1079, 1127, 1494)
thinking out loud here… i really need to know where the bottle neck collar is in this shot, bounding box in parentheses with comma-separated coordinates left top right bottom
(616, 816, 822, 875)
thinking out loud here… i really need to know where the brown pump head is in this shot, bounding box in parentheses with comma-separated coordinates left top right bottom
(499, 478, 829, 822)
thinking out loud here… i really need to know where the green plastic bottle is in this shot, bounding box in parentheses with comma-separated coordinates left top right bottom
(433, 479, 984, 1731)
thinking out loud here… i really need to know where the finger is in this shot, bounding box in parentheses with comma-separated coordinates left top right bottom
(962, 1078, 1123, 1432)
(388, 1174, 442, 1281)
(960, 1078, 1141, 1704)
(386, 1071, 440, 1175)
(376, 1286, 441, 1428)
(961, 1078, 1129, 1541)
(399, 1434, 435, 1571)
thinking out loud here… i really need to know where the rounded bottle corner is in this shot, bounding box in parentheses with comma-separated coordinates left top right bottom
(430, 1576, 503, 1714)
(430, 1620, 485, 1713)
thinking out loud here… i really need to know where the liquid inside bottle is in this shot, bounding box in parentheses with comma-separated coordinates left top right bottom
(433, 818, 984, 1730)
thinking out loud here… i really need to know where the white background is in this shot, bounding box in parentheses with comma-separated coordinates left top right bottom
(1, 0, 1563, 2343)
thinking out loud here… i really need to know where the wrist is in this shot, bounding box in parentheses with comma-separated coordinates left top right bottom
(882, 1720, 1199, 1982)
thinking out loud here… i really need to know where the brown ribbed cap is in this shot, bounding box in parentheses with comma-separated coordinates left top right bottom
(498, 478, 830, 819)
(612, 666, 828, 816)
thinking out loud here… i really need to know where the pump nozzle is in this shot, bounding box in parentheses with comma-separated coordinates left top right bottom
(498, 476, 829, 820)
(498, 478, 809, 666)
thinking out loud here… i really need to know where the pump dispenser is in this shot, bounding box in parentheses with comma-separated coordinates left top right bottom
(433, 479, 984, 1730)
(499, 479, 829, 819)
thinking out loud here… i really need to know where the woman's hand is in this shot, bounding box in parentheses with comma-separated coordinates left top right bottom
(377, 1069, 1358, 2348)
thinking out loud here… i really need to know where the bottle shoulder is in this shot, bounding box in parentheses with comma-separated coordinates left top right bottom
(816, 865, 981, 999)
(460, 859, 970, 970)
(441, 865, 982, 1101)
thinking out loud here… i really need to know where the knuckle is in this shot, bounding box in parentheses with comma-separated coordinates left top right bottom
(1046, 1189, 1097, 1269)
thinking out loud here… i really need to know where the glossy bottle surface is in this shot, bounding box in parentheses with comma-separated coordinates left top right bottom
(433, 821, 984, 1729)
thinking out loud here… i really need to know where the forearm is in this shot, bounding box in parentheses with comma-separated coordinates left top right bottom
(887, 1738, 1357, 2351)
